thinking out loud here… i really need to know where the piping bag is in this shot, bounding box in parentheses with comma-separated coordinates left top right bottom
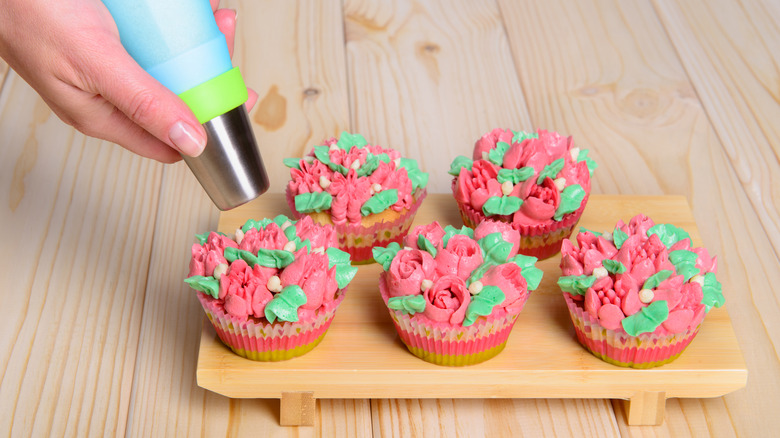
(102, 0, 269, 210)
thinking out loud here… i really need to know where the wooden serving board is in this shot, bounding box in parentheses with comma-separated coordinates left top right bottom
(197, 194, 747, 426)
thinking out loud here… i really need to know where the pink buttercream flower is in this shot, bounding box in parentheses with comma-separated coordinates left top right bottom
(472, 128, 514, 161)
(240, 223, 288, 253)
(434, 234, 483, 279)
(474, 220, 520, 257)
(294, 215, 337, 248)
(328, 170, 372, 224)
(279, 251, 338, 310)
(288, 159, 330, 195)
(454, 160, 501, 209)
(514, 177, 561, 224)
(387, 249, 436, 298)
(404, 222, 446, 250)
(219, 259, 275, 319)
(189, 232, 238, 277)
(480, 263, 528, 313)
(370, 163, 414, 211)
(422, 275, 471, 325)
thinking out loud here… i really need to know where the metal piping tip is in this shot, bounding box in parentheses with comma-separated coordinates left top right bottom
(181, 105, 270, 210)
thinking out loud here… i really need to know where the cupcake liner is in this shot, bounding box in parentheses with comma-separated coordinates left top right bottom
(453, 178, 587, 259)
(198, 290, 345, 361)
(286, 187, 426, 263)
(563, 293, 700, 368)
(379, 273, 519, 366)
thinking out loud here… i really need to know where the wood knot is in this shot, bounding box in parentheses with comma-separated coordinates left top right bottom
(619, 89, 659, 118)
(303, 87, 320, 97)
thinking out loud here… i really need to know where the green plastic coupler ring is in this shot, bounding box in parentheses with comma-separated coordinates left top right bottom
(178, 67, 249, 124)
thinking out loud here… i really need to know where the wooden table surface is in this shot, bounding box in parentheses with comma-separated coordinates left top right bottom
(0, 0, 777, 436)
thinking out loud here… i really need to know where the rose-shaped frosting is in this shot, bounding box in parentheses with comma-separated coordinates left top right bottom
(219, 259, 275, 319)
(404, 221, 446, 250)
(294, 215, 337, 248)
(387, 249, 436, 297)
(279, 251, 338, 310)
(434, 234, 483, 278)
(480, 263, 528, 312)
(189, 232, 237, 277)
(514, 177, 560, 225)
(422, 275, 471, 325)
(558, 214, 723, 336)
(473, 128, 514, 160)
(474, 220, 520, 258)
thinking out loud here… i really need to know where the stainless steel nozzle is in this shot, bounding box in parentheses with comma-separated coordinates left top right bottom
(181, 105, 270, 210)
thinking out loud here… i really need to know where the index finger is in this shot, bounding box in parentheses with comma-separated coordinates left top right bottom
(210, 0, 219, 12)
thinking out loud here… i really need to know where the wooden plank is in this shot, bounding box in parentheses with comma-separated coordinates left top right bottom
(654, 0, 780, 253)
(125, 1, 372, 436)
(499, 0, 779, 435)
(0, 73, 161, 436)
(280, 392, 315, 426)
(201, 195, 746, 408)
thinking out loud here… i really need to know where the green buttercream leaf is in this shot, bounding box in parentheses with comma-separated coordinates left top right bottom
(195, 232, 209, 245)
(283, 158, 301, 169)
(336, 132, 368, 150)
(387, 295, 426, 315)
(508, 255, 542, 291)
(579, 227, 602, 236)
(399, 158, 429, 190)
(295, 238, 312, 252)
(643, 270, 673, 290)
(325, 247, 357, 288)
(487, 141, 511, 166)
(335, 264, 358, 289)
(603, 259, 627, 274)
(295, 192, 333, 213)
(223, 246, 242, 263)
(553, 184, 585, 221)
(448, 155, 474, 176)
(647, 223, 691, 249)
(478, 232, 513, 266)
(621, 300, 669, 336)
(701, 272, 724, 311)
(264, 285, 308, 323)
(357, 154, 380, 177)
(511, 130, 538, 144)
(467, 263, 493, 286)
(576, 149, 598, 176)
(184, 276, 220, 299)
(669, 249, 700, 282)
(613, 227, 629, 250)
(417, 234, 437, 258)
(557, 275, 596, 296)
(442, 225, 474, 248)
(482, 196, 522, 216)
(376, 153, 391, 163)
(315, 144, 348, 174)
(463, 285, 506, 327)
(537, 158, 565, 184)
(283, 224, 298, 242)
(372, 242, 401, 271)
(242, 218, 272, 233)
(497, 167, 535, 184)
(224, 246, 293, 269)
(360, 189, 399, 216)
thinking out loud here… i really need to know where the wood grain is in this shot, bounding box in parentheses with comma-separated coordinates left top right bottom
(0, 73, 161, 436)
(499, 0, 780, 435)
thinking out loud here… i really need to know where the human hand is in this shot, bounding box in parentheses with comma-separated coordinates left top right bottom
(0, 0, 257, 163)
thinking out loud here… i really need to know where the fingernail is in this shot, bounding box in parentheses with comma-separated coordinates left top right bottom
(169, 121, 206, 157)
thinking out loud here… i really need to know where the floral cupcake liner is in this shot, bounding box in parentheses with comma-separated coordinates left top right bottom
(286, 187, 427, 264)
(198, 290, 345, 361)
(563, 293, 700, 368)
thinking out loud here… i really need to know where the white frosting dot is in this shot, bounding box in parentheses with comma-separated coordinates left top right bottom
(393, 158, 401, 168)
(235, 228, 245, 245)
(319, 175, 331, 189)
(283, 241, 297, 252)
(350, 160, 361, 170)
(601, 231, 613, 242)
(592, 266, 608, 279)
(639, 288, 654, 304)
(421, 279, 433, 292)
(312, 246, 325, 254)
(468, 281, 484, 295)
(403, 246, 413, 251)
(372, 183, 382, 193)
(267, 275, 283, 293)
(553, 177, 567, 192)
(329, 144, 338, 152)
(213, 263, 228, 280)
(501, 181, 513, 196)
(481, 151, 489, 160)
(303, 155, 315, 163)
(690, 274, 705, 286)
(570, 147, 581, 161)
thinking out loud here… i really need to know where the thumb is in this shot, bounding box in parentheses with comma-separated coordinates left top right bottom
(96, 48, 207, 157)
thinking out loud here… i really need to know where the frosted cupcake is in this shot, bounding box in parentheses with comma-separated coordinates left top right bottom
(285, 132, 428, 264)
(373, 220, 543, 366)
(185, 215, 358, 361)
(558, 214, 725, 368)
(450, 129, 596, 259)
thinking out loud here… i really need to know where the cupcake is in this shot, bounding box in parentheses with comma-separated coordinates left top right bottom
(558, 214, 725, 368)
(450, 129, 597, 259)
(284, 132, 428, 264)
(184, 214, 358, 361)
(372, 220, 543, 366)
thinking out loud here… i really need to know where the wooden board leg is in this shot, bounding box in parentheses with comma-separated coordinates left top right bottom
(620, 392, 666, 425)
(279, 392, 315, 426)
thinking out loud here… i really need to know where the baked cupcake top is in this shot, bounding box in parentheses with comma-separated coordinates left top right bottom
(450, 129, 596, 225)
(185, 215, 358, 323)
(558, 214, 724, 336)
(373, 221, 543, 327)
(284, 132, 429, 225)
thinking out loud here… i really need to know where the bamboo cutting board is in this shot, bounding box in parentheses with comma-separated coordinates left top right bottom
(198, 194, 747, 425)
